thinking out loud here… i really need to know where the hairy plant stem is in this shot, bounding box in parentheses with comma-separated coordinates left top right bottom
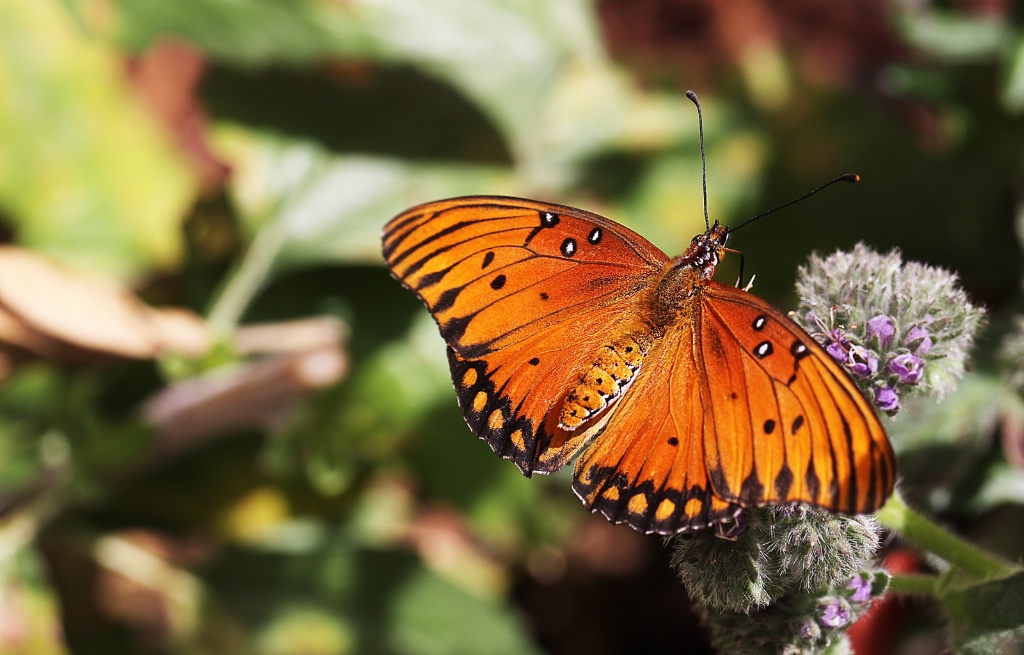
(876, 492, 1017, 582)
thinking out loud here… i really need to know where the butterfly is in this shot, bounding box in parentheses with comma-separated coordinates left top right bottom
(381, 196, 895, 535)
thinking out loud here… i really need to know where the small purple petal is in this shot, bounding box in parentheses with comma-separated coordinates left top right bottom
(867, 315, 896, 348)
(847, 575, 872, 603)
(819, 598, 851, 628)
(874, 385, 899, 412)
(905, 325, 933, 355)
(848, 346, 879, 378)
(887, 353, 923, 384)
(826, 330, 851, 364)
(826, 341, 847, 364)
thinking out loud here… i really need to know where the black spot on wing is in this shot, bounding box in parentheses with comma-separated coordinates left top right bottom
(524, 210, 560, 246)
(754, 340, 773, 359)
(481, 251, 495, 269)
(490, 274, 507, 290)
(561, 238, 577, 257)
(790, 340, 809, 360)
(791, 415, 805, 435)
(763, 419, 776, 435)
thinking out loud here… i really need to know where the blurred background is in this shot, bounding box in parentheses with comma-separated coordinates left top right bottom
(1, 1, 1023, 653)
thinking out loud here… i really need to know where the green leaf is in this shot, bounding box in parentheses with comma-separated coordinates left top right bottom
(221, 131, 513, 267)
(0, 0, 195, 278)
(388, 567, 541, 655)
(1002, 36, 1024, 113)
(943, 569, 1024, 631)
(942, 570, 1024, 653)
(895, 9, 1010, 61)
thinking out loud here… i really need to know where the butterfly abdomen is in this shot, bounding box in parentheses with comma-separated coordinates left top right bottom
(559, 334, 653, 430)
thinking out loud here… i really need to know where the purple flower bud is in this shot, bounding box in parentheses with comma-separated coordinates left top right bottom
(819, 597, 851, 628)
(847, 575, 872, 603)
(797, 618, 821, 642)
(874, 385, 899, 412)
(867, 315, 896, 348)
(848, 346, 879, 379)
(887, 353, 923, 384)
(905, 324, 933, 355)
(826, 330, 850, 364)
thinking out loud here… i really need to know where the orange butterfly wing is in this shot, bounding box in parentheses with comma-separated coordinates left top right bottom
(382, 196, 668, 475)
(573, 280, 895, 534)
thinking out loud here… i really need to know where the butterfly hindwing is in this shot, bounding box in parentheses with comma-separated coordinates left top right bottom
(572, 326, 745, 534)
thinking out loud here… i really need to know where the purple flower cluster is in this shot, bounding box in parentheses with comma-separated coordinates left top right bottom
(824, 314, 933, 414)
(799, 573, 881, 647)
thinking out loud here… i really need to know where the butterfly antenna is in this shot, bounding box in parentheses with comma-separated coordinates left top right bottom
(686, 90, 711, 232)
(727, 173, 860, 234)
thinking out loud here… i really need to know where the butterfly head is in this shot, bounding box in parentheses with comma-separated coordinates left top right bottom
(682, 220, 730, 281)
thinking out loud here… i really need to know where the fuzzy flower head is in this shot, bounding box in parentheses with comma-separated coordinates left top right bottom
(670, 507, 881, 614)
(796, 244, 984, 415)
(682, 536, 892, 655)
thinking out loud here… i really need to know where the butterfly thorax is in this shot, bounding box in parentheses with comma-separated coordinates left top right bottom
(649, 222, 729, 328)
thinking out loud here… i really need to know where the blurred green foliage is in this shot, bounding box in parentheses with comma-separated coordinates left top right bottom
(0, 0, 1023, 653)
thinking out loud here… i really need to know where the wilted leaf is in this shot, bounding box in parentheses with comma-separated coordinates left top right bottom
(0, 247, 209, 367)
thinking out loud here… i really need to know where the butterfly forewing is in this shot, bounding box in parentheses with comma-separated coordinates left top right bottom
(700, 282, 895, 514)
(383, 197, 667, 357)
